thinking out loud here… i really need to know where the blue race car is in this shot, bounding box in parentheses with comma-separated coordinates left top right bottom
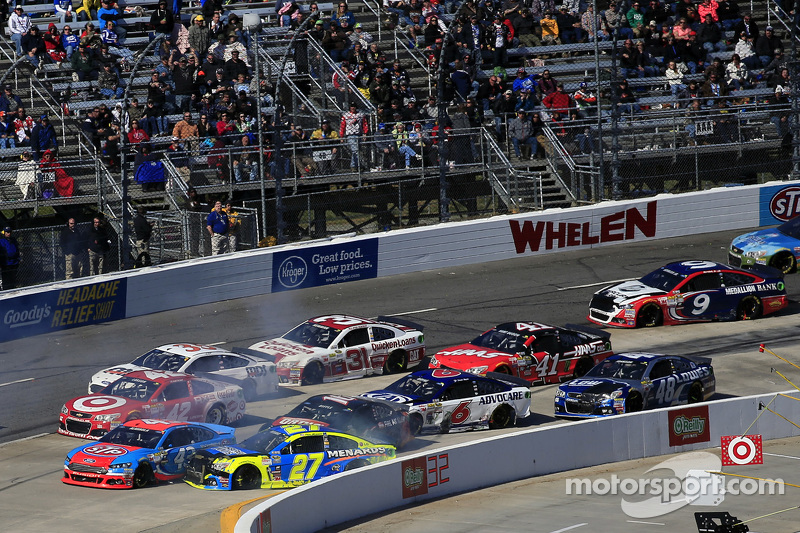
(62, 419, 236, 489)
(729, 217, 800, 274)
(554, 353, 715, 418)
(361, 369, 531, 434)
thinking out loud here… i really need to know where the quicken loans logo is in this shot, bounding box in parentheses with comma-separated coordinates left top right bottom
(673, 415, 706, 436)
(277, 256, 308, 288)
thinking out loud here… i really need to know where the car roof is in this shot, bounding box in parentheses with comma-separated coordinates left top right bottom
(124, 370, 189, 383)
(122, 419, 187, 431)
(410, 368, 480, 382)
(153, 343, 227, 357)
(661, 261, 729, 275)
(494, 322, 557, 334)
(607, 352, 668, 362)
(269, 424, 324, 436)
(307, 315, 378, 331)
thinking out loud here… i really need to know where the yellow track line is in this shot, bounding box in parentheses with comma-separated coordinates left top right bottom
(221, 491, 289, 533)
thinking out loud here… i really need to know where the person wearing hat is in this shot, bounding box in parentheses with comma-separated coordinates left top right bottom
(756, 25, 782, 68)
(169, 51, 198, 112)
(573, 81, 597, 117)
(96, 0, 126, 41)
(339, 102, 367, 170)
(309, 18, 326, 40)
(189, 14, 211, 57)
(539, 10, 560, 45)
(30, 114, 58, 161)
(762, 48, 786, 79)
(70, 39, 98, 80)
(492, 88, 517, 139)
(21, 25, 46, 72)
(543, 82, 572, 114)
(733, 28, 760, 70)
(149, 0, 175, 37)
(0, 85, 23, 115)
(507, 109, 537, 160)
(351, 21, 373, 47)
(555, 4, 581, 44)
(512, 67, 536, 94)
(223, 48, 248, 82)
(9, 6, 31, 56)
(0, 226, 21, 290)
(770, 84, 791, 142)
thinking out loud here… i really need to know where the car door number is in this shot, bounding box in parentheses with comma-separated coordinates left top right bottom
(289, 452, 324, 481)
(534, 353, 560, 377)
(690, 294, 711, 315)
(166, 402, 192, 420)
(654, 377, 677, 404)
(345, 347, 369, 371)
(450, 401, 471, 424)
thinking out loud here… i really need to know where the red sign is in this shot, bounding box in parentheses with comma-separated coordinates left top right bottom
(668, 405, 711, 447)
(721, 435, 763, 466)
(769, 187, 800, 222)
(401, 457, 428, 499)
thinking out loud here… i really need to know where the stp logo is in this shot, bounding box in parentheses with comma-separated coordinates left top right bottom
(769, 186, 800, 222)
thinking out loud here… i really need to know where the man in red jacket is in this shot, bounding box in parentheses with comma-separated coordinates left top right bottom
(542, 82, 573, 114)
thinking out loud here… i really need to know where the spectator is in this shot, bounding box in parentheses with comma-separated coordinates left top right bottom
(13, 107, 34, 147)
(206, 200, 229, 255)
(276, 0, 299, 28)
(756, 26, 782, 67)
(0, 111, 15, 150)
(101, 21, 133, 63)
(618, 38, 642, 78)
(734, 12, 758, 42)
(615, 80, 641, 116)
(666, 60, 689, 96)
(125, 98, 144, 127)
(682, 31, 707, 74)
(207, 10, 224, 41)
(76, 0, 101, 22)
(770, 67, 791, 92)
(147, 69, 174, 117)
(224, 202, 241, 252)
(717, 0, 741, 31)
(61, 25, 79, 60)
(450, 60, 471, 102)
(539, 10, 559, 45)
(87, 216, 110, 275)
(142, 98, 167, 137)
(734, 31, 759, 70)
(673, 18, 692, 42)
(508, 110, 537, 160)
(332, 2, 357, 27)
(515, 88, 538, 113)
(543, 83, 572, 114)
(581, 4, 609, 43)
(512, 67, 537, 94)
(223, 49, 248, 82)
(127, 119, 150, 144)
(97, 0, 126, 42)
(21, 25, 46, 71)
(763, 49, 787, 79)
(697, 0, 719, 21)
(60, 218, 84, 279)
(43, 23, 67, 65)
(215, 111, 235, 141)
(30, 115, 58, 161)
(55, 0, 74, 24)
(556, 6, 582, 44)
(645, 0, 670, 26)
(0, 85, 23, 114)
(0, 226, 20, 290)
(626, 2, 646, 38)
(573, 82, 598, 117)
(537, 69, 558, 99)
(725, 53, 750, 90)
(703, 56, 725, 80)
(188, 15, 210, 57)
(171, 53, 198, 112)
(150, 0, 174, 37)
(478, 75, 505, 112)
(604, 2, 633, 40)
(310, 119, 340, 174)
(676, 79, 702, 106)
(684, 99, 707, 146)
(492, 89, 516, 140)
(40, 150, 74, 197)
(287, 125, 316, 176)
(15, 150, 37, 199)
(98, 63, 124, 99)
(373, 122, 399, 170)
(233, 135, 259, 182)
(700, 71, 729, 106)
(697, 14, 725, 54)
(770, 86, 791, 141)
(8, 6, 31, 56)
(339, 102, 368, 170)
(133, 206, 153, 259)
(71, 43, 98, 81)
(173, 111, 199, 152)
(391, 121, 419, 168)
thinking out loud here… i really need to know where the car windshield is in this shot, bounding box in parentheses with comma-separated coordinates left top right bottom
(103, 376, 160, 400)
(282, 321, 337, 348)
(585, 359, 648, 380)
(470, 328, 527, 353)
(383, 374, 444, 399)
(778, 216, 800, 239)
(285, 400, 354, 426)
(130, 349, 189, 371)
(100, 426, 164, 449)
(638, 267, 685, 292)
(240, 429, 288, 453)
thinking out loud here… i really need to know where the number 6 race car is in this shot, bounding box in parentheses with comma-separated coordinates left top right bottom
(248, 315, 425, 386)
(587, 260, 788, 328)
(554, 353, 715, 418)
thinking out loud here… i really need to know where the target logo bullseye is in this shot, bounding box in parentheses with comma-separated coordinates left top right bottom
(721, 434, 763, 466)
(73, 396, 128, 412)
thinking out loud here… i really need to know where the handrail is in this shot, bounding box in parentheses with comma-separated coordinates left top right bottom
(257, 36, 322, 122)
(480, 128, 520, 211)
(392, 29, 432, 96)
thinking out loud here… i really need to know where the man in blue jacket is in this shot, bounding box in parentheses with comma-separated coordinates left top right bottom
(30, 115, 58, 161)
(206, 200, 228, 255)
(0, 226, 21, 290)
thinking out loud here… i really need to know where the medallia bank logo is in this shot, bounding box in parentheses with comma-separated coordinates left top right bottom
(276, 256, 308, 289)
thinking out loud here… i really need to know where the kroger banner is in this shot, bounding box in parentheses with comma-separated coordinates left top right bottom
(759, 184, 800, 226)
(271, 239, 379, 292)
(1, 279, 127, 341)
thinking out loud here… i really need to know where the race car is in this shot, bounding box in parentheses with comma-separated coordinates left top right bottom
(428, 322, 612, 385)
(184, 424, 396, 490)
(59, 370, 246, 440)
(248, 314, 425, 386)
(271, 394, 414, 448)
(587, 260, 787, 328)
(361, 368, 531, 434)
(88, 343, 278, 401)
(729, 216, 800, 274)
(62, 419, 236, 489)
(554, 352, 715, 418)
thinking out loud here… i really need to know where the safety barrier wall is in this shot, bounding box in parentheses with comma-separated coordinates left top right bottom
(236, 391, 800, 533)
(1, 180, 797, 341)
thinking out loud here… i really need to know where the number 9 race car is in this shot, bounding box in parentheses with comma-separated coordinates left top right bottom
(554, 353, 715, 418)
(587, 260, 787, 328)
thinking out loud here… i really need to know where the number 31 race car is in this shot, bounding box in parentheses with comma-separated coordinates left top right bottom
(587, 260, 787, 328)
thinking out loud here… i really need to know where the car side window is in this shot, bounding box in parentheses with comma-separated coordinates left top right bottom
(289, 435, 326, 454)
(371, 327, 396, 341)
(649, 360, 673, 380)
(682, 273, 722, 292)
(162, 381, 191, 401)
(532, 333, 559, 354)
(226, 355, 250, 368)
(186, 356, 220, 373)
(722, 272, 754, 286)
(191, 426, 215, 442)
(164, 427, 194, 448)
(327, 434, 360, 450)
(441, 381, 476, 400)
(475, 379, 506, 395)
(189, 379, 215, 395)
(671, 358, 693, 373)
(341, 328, 370, 347)
(558, 331, 583, 350)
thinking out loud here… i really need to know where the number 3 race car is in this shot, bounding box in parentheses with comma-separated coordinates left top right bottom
(554, 353, 715, 418)
(184, 425, 396, 490)
(248, 314, 425, 386)
(361, 368, 531, 434)
(59, 371, 246, 439)
(87, 343, 278, 401)
(587, 260, 788, 328)
(63, 419, 236, 489)
(428, 322, 612, 385)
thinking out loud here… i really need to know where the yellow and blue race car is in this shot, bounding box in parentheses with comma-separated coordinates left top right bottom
(183, 424, 395, 490)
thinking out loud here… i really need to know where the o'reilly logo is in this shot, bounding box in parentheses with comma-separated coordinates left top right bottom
(277, 256, 308, 288)
(673, 415, 706, 436)
(404, 467, 424, 489)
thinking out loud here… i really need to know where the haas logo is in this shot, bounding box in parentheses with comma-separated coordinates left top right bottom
(769, 186, 800, 222)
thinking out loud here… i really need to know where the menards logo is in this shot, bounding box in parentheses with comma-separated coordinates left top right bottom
(404, 467, 424, 488)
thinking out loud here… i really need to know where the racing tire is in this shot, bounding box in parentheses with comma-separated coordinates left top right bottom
(242, 379, 257, 402)
(636, 304, 663, 328)
(409, 413, 424, 436)
(232, 466, 261, 490)
(488, 405, 515, 430)
(439, 415, 452, 434)
(205, 404, 227, 425)
(688, 382, 704, 404)
(625, 392, 643, 413)
(493, 365, 512, 375)
(770, 252, 797, 275)
(125, 412, 142, 422)
(344, 459, 369, 472)
(384, 350, 407, 374)
(573, 356, 594, 378)
(301, 361, 325, 385)
(132, 463, 153, 489)
(737, 295, 763, 321)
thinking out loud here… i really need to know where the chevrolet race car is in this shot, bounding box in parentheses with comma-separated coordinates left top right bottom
(361, 369, 531, 434)
(428, 322, 612, 385)
(184, 424, 395, 490)
(59, 370, 246, 439)
(554, 353, 715, 418)
(248, 314, 425, 386)
(271, 394, 413, 448)
(62, 419, 235, 489)
(88, 343, 278, 401)
(729, 217, 800, 274)
(587, 260, 787, 328)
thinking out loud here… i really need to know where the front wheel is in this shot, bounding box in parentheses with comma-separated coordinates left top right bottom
(737, 295, 762, 320)
(205, 404, 227, 425)
(573, 356, 594, 378)
(409, 413, 423, 436)
(625, 392, 643, 413)
(132, 463, 153, 489)
(489, 405, 515, 429)
(636, 304, 663, 328)
(688, 382, 704, 404)
(302, 361, 325, 385)
(384, 351, 407, 374)
(770, 252, 797, 275)
(232, 466, 261, 490)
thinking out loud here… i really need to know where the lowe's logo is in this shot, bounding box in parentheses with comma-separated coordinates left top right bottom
(277, 256, 308, 289)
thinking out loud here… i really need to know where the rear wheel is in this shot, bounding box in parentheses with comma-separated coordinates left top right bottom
(205, 404, 227, 425)
(770, 252, 797, 275)
(232, 466, 261, 490)
(688, 382, 704, 404)
(636, 304, 663, 328)
(493, 365, 512, 375)
(737, 295, 762, 320)
(132, 463, 153, 489)
(573, 356, 594, 378)
(625, 392, 643, 413)
(241, 379, 257, 402)
(384, 351, 407, 374)
(302, 361, 325, 385)
(489, 405, 515, 429)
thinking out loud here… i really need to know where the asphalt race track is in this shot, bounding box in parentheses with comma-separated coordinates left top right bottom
(3, 227, 800, 532)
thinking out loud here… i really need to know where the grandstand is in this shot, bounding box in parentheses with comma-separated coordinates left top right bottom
(0, 0, 797, 289)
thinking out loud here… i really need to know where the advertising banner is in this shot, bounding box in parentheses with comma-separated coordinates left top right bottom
(271, 239, 379, 292)
(759, 184, 800, 226)
(668, 405, 711, 447)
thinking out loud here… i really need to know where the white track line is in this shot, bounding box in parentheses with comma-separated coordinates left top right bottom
(764, 452, 800, 461)
(556, 279, 634, 291)
(0, 377, 34, 388)
(0, 433, 50, 448)
(548, 524, 588, 533)
(389, 308, 438, 316)
(627, 520, 666, 526)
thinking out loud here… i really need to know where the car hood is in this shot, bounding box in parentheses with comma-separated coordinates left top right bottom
(732, 229, 790, 251)
(360, 391, 418, 404)
(68, 443, 143, 467)
(272, 415, 332, 428)
(559, 378, 632, 395)
(248, 338, 321, 363)
(91, 364, 147, 386)
(433, 343, 513, 367)
(196, 444, 257, 460)
(65, 394, 141, 415)
(595, 280, 665, 304)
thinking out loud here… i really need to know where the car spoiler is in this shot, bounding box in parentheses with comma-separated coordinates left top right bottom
(683, 354, 713, 367)
(231, 346, 277, 362)
(740, 263, 785, 280)
(564, 323, 611, 342)
(377, 315, 425, 331)
(485, 371, 532, 388)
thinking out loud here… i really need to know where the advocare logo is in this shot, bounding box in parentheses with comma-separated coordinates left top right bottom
(404, 466, 424, 489)
(276, 256, 308, 289)
(769, 186, 800, 222)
